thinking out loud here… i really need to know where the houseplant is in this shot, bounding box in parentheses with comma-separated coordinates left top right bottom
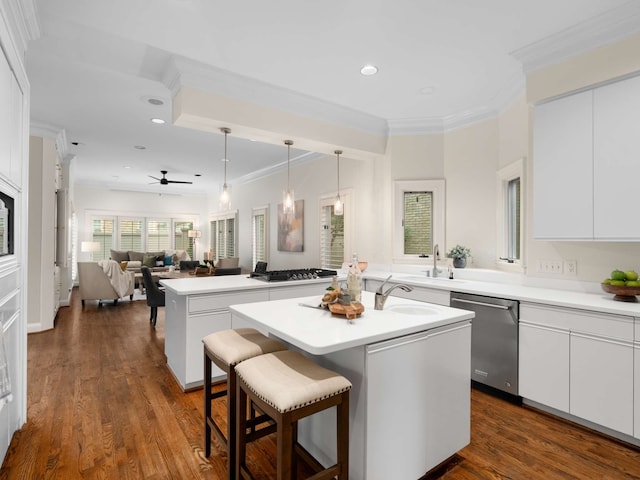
(447, 244, 471, 268)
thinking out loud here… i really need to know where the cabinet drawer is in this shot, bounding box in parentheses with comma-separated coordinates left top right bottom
(520, 303, 633, 341)
(188, 289, 268, 314)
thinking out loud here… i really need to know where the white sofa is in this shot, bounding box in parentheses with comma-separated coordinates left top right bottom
(77, 262, 135, 306)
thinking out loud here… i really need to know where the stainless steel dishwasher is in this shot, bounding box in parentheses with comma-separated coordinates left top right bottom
(450, 292, 519, 397)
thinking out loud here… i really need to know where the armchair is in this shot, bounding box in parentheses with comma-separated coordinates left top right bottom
(77, 262, 135, 307)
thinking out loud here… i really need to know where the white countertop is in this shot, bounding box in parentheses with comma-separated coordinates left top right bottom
(229, 291, 474, 355)
(367, 271, 640, 317)
(159, 274, 332, 295)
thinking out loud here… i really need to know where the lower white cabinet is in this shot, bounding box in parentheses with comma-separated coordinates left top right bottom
(519, 303, 635, 436)
(519, 322, 569, 412)
(570, 332, 634, 435)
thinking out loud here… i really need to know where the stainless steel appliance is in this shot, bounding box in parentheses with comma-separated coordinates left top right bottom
(250, 262, 337, 282)
(450, 292, 519, 397)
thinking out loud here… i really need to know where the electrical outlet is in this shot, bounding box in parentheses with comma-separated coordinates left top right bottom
(564, 260, 577, 276)
(536, 260, 563, 274)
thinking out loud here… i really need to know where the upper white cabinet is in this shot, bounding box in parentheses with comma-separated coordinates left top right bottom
(593, 75, 640, 239)
(533, 74, 640, 240)
(533, 90, 593, 239)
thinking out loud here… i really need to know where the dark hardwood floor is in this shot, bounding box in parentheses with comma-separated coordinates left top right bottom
(0, 289, 639, 479)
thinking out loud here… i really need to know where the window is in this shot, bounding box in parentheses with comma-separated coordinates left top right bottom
(394, 180, 445, 262)
(119, 218, 143, 251)
(497, 158, 524, 268)
(319, 192, 352, 269)
(210, 212, 237, 261)
(147, 219, 171, 252)
(90, 217, 115, 261)
(252, 206, 269, 269)
(174, 221, 194, 258)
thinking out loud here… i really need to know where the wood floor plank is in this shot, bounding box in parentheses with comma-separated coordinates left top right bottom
(0, 289, 638, 479)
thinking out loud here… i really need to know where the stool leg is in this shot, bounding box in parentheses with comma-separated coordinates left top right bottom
(227, 367, 237, 480)
(277, 412, 294, 480)
(204, 352, 212, 457)
(235, 381, 248, 480)
(337, 392, 350, 479)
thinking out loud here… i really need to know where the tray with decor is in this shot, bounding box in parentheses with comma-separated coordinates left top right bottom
(327, 301, 365, 319)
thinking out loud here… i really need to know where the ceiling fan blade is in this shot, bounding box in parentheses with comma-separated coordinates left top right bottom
(166, 180, 193, 184)
(149, 175, 161, 181)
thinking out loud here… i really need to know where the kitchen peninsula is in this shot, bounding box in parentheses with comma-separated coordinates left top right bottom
(160, 274, 336, 390)
(230, 291, 474, 480)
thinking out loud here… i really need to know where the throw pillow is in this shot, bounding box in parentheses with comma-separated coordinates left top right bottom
(164, 255, 174, 266)
(120, 261, 128, 271)
(110, 249, 129, 262)
(128, 251, 145, 262)
(155, 254, 165, 267)
(216, 257, 239, 269)
(142, 254, 156, 268)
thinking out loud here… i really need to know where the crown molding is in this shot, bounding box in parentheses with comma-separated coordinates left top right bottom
(510, 2, 640, 74)
(1, 0, 39, 56)
(232, 151, 325, 185)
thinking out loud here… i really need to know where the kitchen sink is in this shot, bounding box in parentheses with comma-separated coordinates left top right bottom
(385, 304, 440, 316)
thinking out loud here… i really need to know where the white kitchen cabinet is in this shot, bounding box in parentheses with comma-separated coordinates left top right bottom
(533, 90, 593, 239)
(519, 302, 635, 436)
(593, 75, 640, 239)
(366, 322, 471, 478)
(570, 332, 634, 435)
(364, 278, 450, 306)
(519, 321, 569, 413)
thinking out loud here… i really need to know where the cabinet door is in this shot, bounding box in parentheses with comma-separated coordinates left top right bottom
(533, 90, 593, 239)
(593, 75, 640, 239)
(366, 322, 470, 479)
(519, 322, 569, 412)
(570, 332, 633, 435)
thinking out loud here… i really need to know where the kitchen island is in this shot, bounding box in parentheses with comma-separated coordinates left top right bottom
(230, 291, 474, 480)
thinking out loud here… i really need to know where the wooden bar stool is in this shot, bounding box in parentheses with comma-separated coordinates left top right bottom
(203, 328, 287, 478)
(235, 350, 351, 480)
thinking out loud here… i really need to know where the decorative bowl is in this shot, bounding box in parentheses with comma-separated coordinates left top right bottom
(601, 283, 640, 302)
(357, 261, 368, 272)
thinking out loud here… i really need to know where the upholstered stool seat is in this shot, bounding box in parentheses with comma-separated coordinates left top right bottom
(203, 328, 287, 479)
(235, 350, 351, 480)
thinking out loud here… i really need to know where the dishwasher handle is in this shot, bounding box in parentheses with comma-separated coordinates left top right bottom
(451, 297, 511, 310)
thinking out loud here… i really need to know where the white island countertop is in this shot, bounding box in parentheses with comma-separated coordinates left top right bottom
(160, 274, 333, 295)
(229, 290, 474, 355)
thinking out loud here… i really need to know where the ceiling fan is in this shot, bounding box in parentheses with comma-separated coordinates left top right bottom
(148, 170, 193, 185)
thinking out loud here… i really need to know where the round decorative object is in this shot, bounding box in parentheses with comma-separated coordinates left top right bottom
(453, 257, 467, 269)
(601, 283, 640, 302)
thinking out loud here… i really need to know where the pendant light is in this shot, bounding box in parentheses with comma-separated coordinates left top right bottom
(282, 140, 295, 216)
(333, 149, 344, 216)
(219, 127, 231, 210)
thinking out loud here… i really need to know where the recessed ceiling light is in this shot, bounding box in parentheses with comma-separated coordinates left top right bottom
(419, 86, 436, 95)
(360, 65, 378, 76)
(123, 165, 131, 169)
(141, 95, 165, 106)
(150, 118, 165, 124)
(134, 145, 146, 150)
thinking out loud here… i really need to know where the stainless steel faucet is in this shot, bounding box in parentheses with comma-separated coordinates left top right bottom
(374, 275, 413, 310)
(432, 244, 442, 278)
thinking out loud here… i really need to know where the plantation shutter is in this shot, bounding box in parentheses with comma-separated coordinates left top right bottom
(147, 219, 170, 251)
(119, 218, 143, 251)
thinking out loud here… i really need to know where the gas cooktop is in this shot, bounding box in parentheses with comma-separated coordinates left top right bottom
(250, 267, 337, 282)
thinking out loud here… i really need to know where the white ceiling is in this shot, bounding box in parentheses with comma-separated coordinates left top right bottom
(26, 0, 639, 194)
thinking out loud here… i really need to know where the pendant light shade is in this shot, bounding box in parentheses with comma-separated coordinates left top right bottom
(334, 149, 344, 216)
(283, 140, 295, 215)
(219, 127, 231, 210)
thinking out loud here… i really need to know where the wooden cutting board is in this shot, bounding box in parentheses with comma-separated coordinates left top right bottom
(328, 302, 364, 319)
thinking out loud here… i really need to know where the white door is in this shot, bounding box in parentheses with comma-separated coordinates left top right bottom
(570, 332, 634, 435)
(519, 322, 570, 412)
